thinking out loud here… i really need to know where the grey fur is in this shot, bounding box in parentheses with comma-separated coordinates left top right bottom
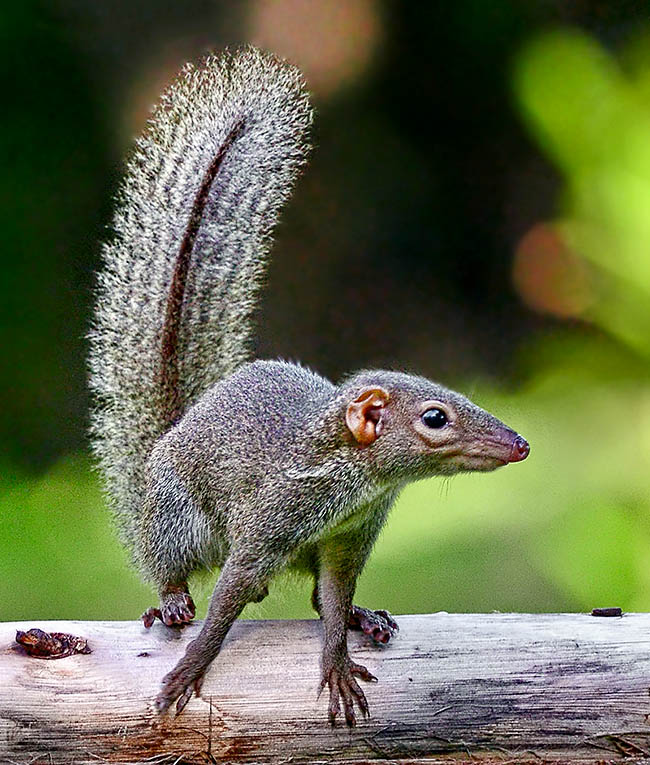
(143, 361, 526, 721)
(89, 47, 528, 725)
(89, 47, 312, 553)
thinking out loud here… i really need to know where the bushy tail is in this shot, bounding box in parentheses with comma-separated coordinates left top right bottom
(89, 47, 312, 548)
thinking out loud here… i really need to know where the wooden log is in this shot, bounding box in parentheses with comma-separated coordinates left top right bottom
(3, 613, 650, 764)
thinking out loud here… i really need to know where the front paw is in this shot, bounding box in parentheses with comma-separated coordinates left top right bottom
(349, 605, 399, 644)
(155, 658, 206, 715)
(320, 657, 377, 727)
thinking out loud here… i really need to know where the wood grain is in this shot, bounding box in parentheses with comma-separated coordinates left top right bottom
(2, 613, 650, 764)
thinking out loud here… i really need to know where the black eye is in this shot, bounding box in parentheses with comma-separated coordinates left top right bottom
(422, 408, 448, 429)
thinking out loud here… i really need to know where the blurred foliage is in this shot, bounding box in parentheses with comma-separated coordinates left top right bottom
(3, 4, 650, 622)
(515, 29, 650, 355)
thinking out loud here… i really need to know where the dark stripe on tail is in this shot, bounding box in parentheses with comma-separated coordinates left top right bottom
(160, 120, 245, 426)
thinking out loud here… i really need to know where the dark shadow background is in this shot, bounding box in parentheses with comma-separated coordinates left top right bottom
(4, 0, 644, 469)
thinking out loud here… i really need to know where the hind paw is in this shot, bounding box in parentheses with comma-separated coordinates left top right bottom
(142, 590, 195, 628)
(349, 605, 398, 645)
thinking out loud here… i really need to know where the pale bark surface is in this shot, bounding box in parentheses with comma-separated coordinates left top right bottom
(2, 613, 650, 764)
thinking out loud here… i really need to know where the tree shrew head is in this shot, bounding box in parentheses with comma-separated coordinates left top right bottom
(341, 370, 529, 480)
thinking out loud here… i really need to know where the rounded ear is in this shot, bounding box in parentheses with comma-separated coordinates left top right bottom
(345, 387, 390, 446)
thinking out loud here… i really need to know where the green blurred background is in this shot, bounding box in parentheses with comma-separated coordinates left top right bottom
(2, 0, 650, 622)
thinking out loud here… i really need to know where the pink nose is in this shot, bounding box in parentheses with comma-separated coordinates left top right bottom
(509, 435, 530, 463)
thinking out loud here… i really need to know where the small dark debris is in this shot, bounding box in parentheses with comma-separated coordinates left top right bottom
(137, 651, 151, 657)
(591, 607, 623, 617)
(15, 628, 92, 659)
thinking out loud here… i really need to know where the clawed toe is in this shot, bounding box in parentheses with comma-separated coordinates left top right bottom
(368, 624, 391, 643)
(321, 659, 376, 727)
(350, 605, 399, 645)
(163, 598, 195, 626)
(141, 607, 162, 629)
(348, 659, 377, 683)
(156, 664, 205, 715)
